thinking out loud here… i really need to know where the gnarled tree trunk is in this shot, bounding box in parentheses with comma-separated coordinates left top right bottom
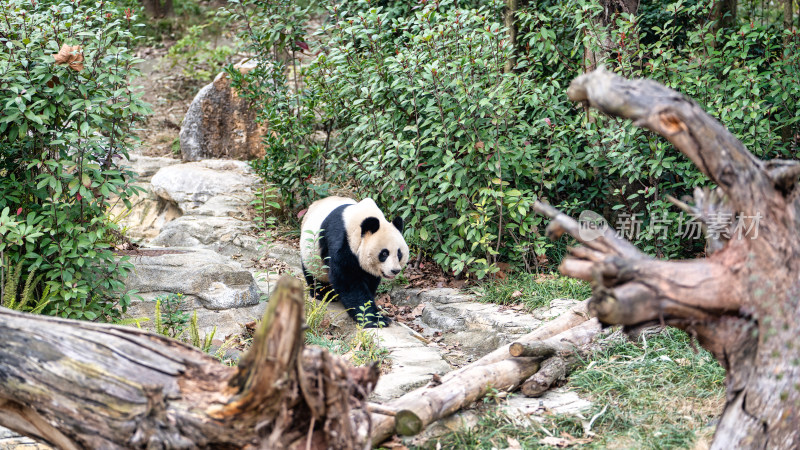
(0, 277, 377, 449)
(535, 67, 800, 449)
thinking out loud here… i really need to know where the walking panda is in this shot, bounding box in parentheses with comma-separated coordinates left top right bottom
(300, 196, 409, 327)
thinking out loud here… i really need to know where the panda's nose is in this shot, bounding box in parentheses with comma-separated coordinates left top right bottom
(391, 269, 401, 275)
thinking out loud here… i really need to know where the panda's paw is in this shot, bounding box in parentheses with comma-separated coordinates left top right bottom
(361, 316, 392, 329)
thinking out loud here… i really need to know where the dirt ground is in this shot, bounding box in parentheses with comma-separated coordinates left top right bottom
(132, 45, 206, 158)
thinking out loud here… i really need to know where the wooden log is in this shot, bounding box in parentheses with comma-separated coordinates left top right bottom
(469, 299, 590, 366)
(509, 319, 600, 357)
(378, 357, 541, 439)
(520, 356, 579, 397)
(0, 276, 376, 449)
(370, 302, 592, 445)
(545, 67, 800, 448)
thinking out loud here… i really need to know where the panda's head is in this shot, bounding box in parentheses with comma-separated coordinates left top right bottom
(355, 215, 409, 280)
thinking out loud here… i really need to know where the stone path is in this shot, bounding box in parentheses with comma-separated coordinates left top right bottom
(0, 153, 591, 448)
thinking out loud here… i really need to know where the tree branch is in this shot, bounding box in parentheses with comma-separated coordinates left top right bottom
(567, 66, 772, 216)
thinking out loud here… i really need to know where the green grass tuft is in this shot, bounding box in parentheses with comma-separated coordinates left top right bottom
(475, 273, 592, 312)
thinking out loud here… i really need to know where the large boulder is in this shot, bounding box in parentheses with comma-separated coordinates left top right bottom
(150, 159, 259, 215)
(121, 153, 181, 182)
(149, 215, 260, 259)
(123, 247, 261, 309)
(179, 60, 268, 161)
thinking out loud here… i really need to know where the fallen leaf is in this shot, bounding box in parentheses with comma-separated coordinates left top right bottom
(411, 303, 425, 317)
(511, 290, 523, 299)
(506, 437, 523, 449)
(539, 436, 570, 447)
(53, 44, 84, 71)
(381, 436, 408, 449)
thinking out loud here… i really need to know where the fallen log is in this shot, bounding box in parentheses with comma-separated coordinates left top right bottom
(0, 276, 377, 449)
(520, 356, 579, 397)
(470, 299, 590, 366)
(514, 320, 601, 397)
(509, 318, 600, 357)
(388, 355, 542, 438)
(370, 301, 594, 445)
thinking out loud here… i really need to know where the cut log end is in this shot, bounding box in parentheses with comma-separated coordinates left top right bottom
(395, 410, 423, 436)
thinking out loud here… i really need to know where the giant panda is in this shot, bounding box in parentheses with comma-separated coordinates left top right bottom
(300, 196, 409, 328)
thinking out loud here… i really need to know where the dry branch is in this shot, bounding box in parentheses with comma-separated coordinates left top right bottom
(520, 356, 578, 397)
(0, 277, 376, 449)
(509, 319, 600, 357)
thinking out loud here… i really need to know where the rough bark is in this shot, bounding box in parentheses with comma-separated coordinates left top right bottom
(712, 0, 738, 37)
(370, 301, 594, 445)
(509, 318, 600, 358)
(0, 277, 377, 449)
(536, 66, 800, 449)
(520, 355, 579, 397)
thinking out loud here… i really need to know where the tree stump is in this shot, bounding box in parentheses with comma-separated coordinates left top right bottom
(535, 66, 800, 449)
(0, 276, 377, 449)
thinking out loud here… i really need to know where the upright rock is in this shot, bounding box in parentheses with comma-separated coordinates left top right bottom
(180, 59, 268, 161)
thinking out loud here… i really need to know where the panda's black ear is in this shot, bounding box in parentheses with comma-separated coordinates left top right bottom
(392, 216, 404, 233)
(360, 217, 380, 236)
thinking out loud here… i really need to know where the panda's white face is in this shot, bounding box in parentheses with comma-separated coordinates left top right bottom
(358, 221, 409, 279)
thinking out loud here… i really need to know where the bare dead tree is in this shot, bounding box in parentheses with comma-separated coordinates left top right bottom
(534, 66, 800, 449)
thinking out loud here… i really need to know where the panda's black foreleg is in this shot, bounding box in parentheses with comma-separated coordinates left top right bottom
(331, 278, 390, 328)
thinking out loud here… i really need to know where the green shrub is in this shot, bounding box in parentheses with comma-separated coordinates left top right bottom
(514, 0, 799, 257)
(234, 0, 799, 277)
(226, 0, 327, 214)
(0, 0, 150, 321)
(166, 20, 237, 82)
(154, 293, 190, 339)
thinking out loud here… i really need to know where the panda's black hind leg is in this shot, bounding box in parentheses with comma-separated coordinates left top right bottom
(302, 263, 335, 301)
(331, 276, 391, 328)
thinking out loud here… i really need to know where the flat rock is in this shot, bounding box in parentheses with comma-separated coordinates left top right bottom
(121, 153, 180, 182)
(499, 389, 593, 423)
(150, 160, 259, 215)
(179, 62, 268, 161)
(368, 324, 452, 402)
(111, 183, 182, 242)
(149, 215, 261, 260)
(123, 247, 261, 309)
(405, 390, 592, 446)
(533, 298, 584, 321)
(389, 288, 543, 359)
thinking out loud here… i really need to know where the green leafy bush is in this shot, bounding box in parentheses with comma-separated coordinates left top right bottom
(0, 0, 150, 320)
(166, 20, 238, 82)
(235, 0, 798, 277)
(515, 0, 799, 257)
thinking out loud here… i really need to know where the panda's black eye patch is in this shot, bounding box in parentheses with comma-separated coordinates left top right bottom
(398, 250, 403, 260)
(379, 249, 389, 262)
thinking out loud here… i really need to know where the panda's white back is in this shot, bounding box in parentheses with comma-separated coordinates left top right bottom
(300, 196, 357, 281)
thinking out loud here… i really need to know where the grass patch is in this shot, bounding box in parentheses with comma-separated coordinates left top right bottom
(303, 287, 389, 367)
(413, 328, 725, 449)
(475, 273, 592, 311)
